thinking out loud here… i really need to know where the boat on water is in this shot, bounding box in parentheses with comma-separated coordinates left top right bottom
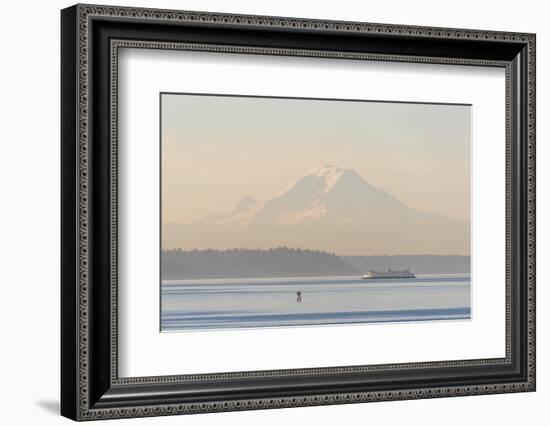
(362, 269, 416, 279)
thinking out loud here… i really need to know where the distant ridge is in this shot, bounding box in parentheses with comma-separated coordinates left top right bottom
(161, 248, 470, 280)
(162, 248, 358, 279)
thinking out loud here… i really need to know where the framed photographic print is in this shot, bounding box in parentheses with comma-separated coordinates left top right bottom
(61, 4, 536, 421)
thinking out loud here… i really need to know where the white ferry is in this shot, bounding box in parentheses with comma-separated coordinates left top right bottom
(362, 269, 416, 279)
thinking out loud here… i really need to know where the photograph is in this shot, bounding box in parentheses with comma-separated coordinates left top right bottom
(160, 93, 472, 331)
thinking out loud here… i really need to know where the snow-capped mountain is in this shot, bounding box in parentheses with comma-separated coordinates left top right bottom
(205, 165, 409, 225)
(164, 165, 470, 255)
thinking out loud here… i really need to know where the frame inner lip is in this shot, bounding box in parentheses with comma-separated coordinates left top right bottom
(110, 39, 513, 385)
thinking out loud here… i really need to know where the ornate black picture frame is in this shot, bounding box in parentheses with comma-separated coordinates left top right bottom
(61, 4, 536, 421)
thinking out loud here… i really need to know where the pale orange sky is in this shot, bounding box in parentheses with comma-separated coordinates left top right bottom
(161, 93, 470, 224)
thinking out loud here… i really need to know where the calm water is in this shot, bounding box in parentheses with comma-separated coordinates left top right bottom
(161, 274, 471, 331)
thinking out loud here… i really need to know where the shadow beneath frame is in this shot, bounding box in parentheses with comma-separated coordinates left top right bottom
(36, 400, 59, 416)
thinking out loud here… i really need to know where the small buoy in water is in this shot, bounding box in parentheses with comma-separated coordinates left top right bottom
(296, 291, 302, 303)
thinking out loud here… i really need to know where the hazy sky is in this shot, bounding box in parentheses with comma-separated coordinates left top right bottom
(162, 93, 470, 224)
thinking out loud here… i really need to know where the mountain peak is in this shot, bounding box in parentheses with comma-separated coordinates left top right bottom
(308, 164, 345, 177)
(305, 165, 347, 188)
(303, 165, 366, 194)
